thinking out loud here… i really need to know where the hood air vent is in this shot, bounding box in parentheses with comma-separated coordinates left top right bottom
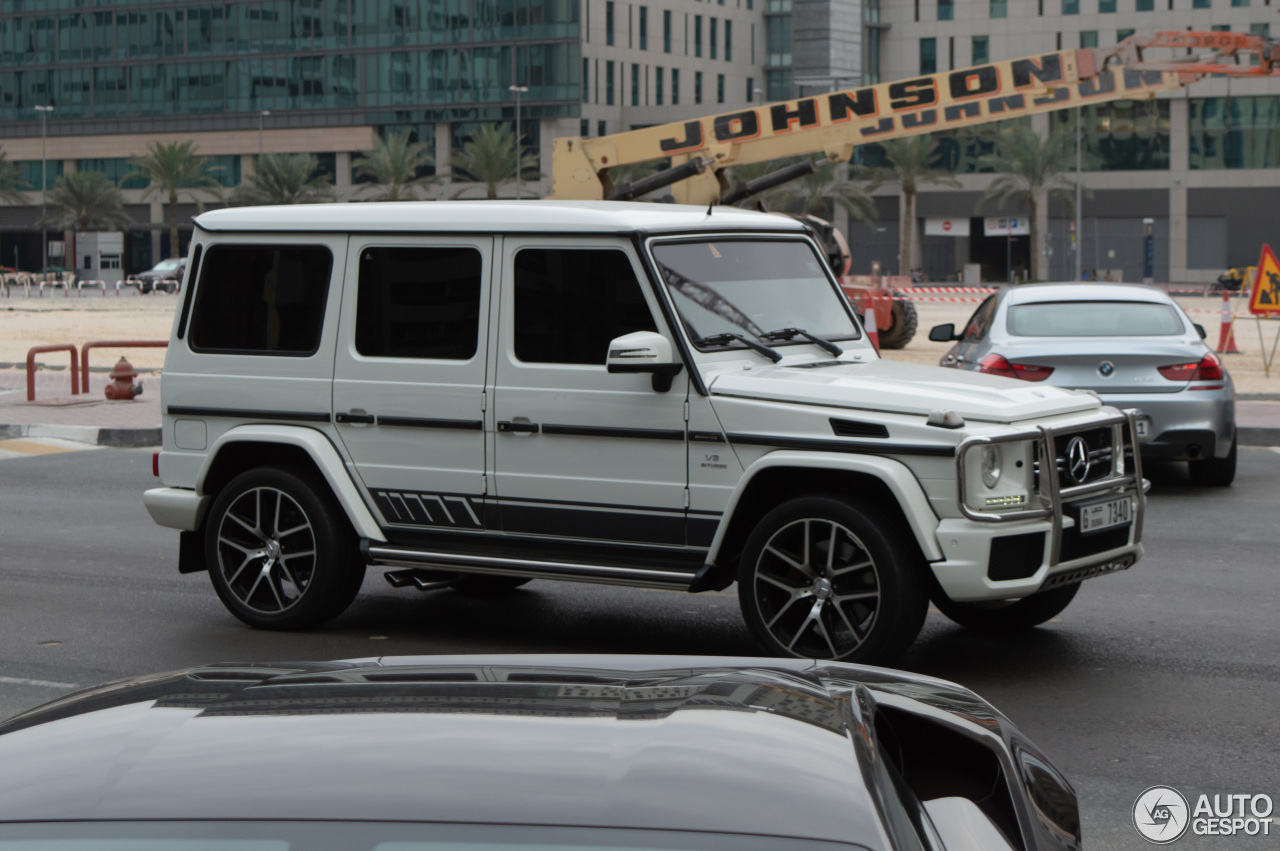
(830, 418, 890, 439)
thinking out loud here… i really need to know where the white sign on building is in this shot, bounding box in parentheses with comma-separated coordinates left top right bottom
(924, 217, 971, 237)
(984, 217, 1030, 236)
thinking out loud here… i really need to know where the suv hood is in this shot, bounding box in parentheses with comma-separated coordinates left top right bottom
(708, 358, 1100, 423)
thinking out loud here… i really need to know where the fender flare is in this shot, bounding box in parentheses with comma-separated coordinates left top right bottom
(197, 424, 386, 542)
(707, 450, 943, 563)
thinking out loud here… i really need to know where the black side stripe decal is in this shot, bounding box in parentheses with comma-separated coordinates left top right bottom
(167, 405, 331, 423)
(378, 416, 484, 431)
(689, 431, 726, 443)
(541, 423, 686, 441)
(726, 433, 955, 457)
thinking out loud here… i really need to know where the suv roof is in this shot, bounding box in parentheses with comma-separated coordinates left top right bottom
(195, 200, 809, 235)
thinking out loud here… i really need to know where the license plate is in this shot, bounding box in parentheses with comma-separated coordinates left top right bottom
(1078, 496, 1133, 534)
(1135, 419, 1151, 440)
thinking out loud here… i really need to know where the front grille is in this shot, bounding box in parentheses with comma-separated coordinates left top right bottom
(1053, 427, 1116, 489)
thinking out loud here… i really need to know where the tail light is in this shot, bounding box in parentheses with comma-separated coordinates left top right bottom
(1158, 353, 1224, 382)
(152, 452, 159, 477)
(979, 354, 1055, 382)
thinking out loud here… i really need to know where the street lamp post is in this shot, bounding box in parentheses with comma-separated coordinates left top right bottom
(258, 110, 271, 156)
(35, 105, 54, 270)
(1074, 106, 1083, 281)
(508, 85, 529, 200)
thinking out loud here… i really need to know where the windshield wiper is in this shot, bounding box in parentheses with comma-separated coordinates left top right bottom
(759, 327, 844, 357)
(693, 332, 783, 363)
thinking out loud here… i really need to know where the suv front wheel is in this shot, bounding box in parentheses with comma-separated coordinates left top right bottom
(205, 466, 364, 629)
(737, 495, 928, 664)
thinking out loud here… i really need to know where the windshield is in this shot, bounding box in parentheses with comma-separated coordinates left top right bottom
(153, 259, 184, 272)
(1008, 301, 1185, 337)
(0, 822, 872, 851)
(651, 239, 859, 351)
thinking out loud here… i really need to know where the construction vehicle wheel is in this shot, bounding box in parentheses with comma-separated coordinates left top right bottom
(877, 293, 919, 350)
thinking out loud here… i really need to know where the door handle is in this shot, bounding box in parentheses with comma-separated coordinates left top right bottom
(335, 411, 376, 424)
(497, 421, 540, 433)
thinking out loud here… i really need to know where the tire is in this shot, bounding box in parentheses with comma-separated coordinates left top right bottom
(1188, 435, 1236, 487)
(737, 496, 929, 664)
(877, 293, 919, 350)
(450, 575, 532, 595)
(933, 583, 1079, 633)
(205, 466, 364, 630)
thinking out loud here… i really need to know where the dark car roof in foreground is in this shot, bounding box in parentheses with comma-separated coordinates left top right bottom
(0, 655, 1001, 847)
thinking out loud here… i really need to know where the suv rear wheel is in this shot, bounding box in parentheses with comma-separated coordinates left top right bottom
(205, 466, 364, 629)
(737, 496, 928, 664)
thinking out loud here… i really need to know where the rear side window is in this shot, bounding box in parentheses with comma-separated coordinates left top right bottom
(1009, 301, 1184, 336)
(356, 246, 483, 360)
(513, 248, 658, 365)
(189, 245, 332, 355)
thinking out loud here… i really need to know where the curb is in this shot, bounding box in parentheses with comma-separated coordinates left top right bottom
(0, 422, 160, 448)
(1238, 427, 1280, 447)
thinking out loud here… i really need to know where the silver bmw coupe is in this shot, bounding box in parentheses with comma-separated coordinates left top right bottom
(931, 283, 1236, 486)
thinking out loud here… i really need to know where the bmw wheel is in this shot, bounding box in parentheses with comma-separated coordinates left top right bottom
(737, 496, 928, 664)
(1188, 435, 1236, 487)
(205, 467, 364, 629)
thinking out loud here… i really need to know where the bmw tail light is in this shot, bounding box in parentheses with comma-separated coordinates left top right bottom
(979, 354, 1055, 382)
(152, 452, 159, 477)
(1159, 353, 1224, 382)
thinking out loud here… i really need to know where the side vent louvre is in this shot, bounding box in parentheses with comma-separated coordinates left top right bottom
(830, 418, 890, 439)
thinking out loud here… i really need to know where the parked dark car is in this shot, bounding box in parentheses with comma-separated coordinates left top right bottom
(0, 655, 1082, 851)
(133, 257, 186, 293)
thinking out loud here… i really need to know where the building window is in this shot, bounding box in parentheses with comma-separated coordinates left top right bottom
(726, 20, 733, 59)
(582, 58, 590, 101)
(939, 0, 954, 19)
(710, 18, 718, 58)
(1189, 95, 1280, 169)
(656, 66, 665, 104)
(1100, 0, 1116, 9)
(717, 73, 725, 103)
(1211, 23, 1230, 30)
(663, 9, 672, 51)
(1048, 100, 1169, 169)
(865, 21, 881, 84)
(1118, 28, 1134, 40)
(695, 15, 703, 56)
(990, 0, 1007, 16)
(606, 1, 615, 45)
(639, 6, 648, 48)
(672, 68, 680, 104)
(765, 68, 791, 100)
(581, 118, 590, 136)
(1080, 30, 1098, 47)
(766, 16, 792, 65)
(972, 35, 989, 64)
(1233, 0, 1250, 5)
(606, 60, 615, 104)
(1063, 0, 1079, 13)
(598, 120, 607, 135)
(1192, 0, 1209, 6)
(632, 63, 640, 105)
(695, 70, 703, 103)
(747, 76, 755, 100)
(1135, 0, 1153, 9)
(920, 37, 937, 73)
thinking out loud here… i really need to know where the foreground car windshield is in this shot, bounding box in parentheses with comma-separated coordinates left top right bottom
(652, 239, 859, 348)
(1008, 301, 1185, 337)
(0, 822, 871, 851)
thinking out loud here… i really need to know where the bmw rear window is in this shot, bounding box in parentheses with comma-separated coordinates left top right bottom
(1008, 301, 1185, 337)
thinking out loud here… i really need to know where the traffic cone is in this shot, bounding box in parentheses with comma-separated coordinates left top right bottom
(866, 307, 880, 352)
(1217, 289, 1241, 354)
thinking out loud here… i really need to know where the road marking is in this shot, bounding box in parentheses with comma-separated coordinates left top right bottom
(0, 438, 101, 460)
(0, 675, 79, 689)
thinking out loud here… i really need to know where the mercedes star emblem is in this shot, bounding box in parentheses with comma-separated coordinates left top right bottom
(1098, 361, 1116, 377)
(1066, 436, 1091, 484)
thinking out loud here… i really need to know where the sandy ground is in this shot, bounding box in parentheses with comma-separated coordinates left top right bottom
(3, 288, 1279, 393)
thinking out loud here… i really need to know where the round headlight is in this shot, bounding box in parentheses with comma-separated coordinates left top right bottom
(981, 446, 1002, 489)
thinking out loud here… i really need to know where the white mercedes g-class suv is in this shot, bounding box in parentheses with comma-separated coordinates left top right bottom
(145, 201, 1145, 663)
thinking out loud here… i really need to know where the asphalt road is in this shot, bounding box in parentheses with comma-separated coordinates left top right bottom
(2, 446, 1277, 850)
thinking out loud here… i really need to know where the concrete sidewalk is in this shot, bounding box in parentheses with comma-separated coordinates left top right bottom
(2, 368, 1279, 448)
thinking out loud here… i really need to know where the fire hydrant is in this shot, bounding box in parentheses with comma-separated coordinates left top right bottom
(104, 356, 143, 400)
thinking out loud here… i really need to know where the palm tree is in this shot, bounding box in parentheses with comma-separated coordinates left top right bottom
(124, 140, 222, 259)
(36, 171, 132, 232)
(870, 136, 960, 276)
(978, 123, 1077, 281)
(352, 129, 440, 201)
(725, 157, 876, 223)
(0, 152, 30, 206)
(231, 153, 336, 206)
(449, 124, 541, 199)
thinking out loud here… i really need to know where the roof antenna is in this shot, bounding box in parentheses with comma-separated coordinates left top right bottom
(706, 200, 714, 216)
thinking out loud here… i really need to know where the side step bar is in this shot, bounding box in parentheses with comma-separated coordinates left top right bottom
(365, 543, 701, 591)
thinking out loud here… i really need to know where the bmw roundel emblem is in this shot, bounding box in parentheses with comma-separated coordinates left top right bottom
(1098, 361, 1116, 377)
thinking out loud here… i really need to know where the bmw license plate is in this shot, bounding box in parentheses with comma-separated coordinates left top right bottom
(1078, 496, 1133, 534)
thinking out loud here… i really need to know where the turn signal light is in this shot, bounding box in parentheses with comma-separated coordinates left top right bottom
(152, 452, 159, 477)
(1158, 353, 1224, 382)
(979, 354, 1055, 382)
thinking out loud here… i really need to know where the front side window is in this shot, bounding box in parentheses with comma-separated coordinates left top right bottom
(652, 239, 859, 351)
(513, 248, 658, 365)
(355, 246, 482, 360)
(189, 245, 332, 355)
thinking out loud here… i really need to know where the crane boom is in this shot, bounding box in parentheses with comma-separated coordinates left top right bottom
(551, 31, 1280, 205)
